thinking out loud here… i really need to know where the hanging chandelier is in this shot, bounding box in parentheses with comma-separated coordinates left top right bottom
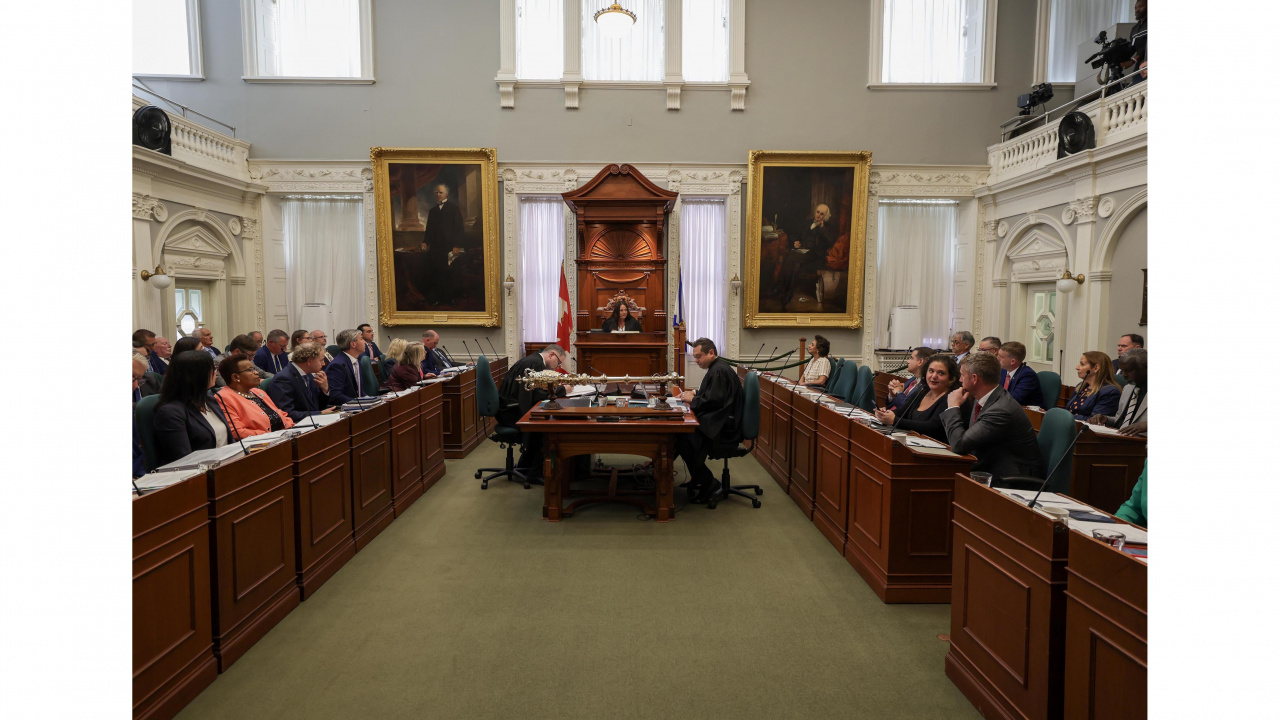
(594, 2, 637, 37)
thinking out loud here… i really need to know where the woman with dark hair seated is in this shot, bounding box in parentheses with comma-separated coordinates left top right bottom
(873, 354, 959, 443)
(602, 302, 642, 332)
(212, 355, 294, 438)
(172, 336, 202, 354)
(801, 335, 832, 387)
(153, 350, 229, 465)
(289, 329, 314, 352)
(1065, 351, 1122, 420)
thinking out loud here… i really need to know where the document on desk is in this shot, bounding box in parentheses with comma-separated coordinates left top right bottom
(1069, 518, 1148, 544)
(565, 385, 597, 398)
(1000, 489, 1092, 510)
(155, 444, 248, 472)
(904, 436, 947, 449)
(1086, 423, 1123, 436)
(135, 467, 204, 493)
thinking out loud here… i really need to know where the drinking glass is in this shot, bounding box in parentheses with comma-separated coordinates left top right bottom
(1092, 529, 1126, 552)
(970, 472, 993, 487)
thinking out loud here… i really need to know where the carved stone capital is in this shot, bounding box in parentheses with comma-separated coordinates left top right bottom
(240, 217, 260, 240)
(132, 194, 168, 221)
(1062, 196, 1097, 225)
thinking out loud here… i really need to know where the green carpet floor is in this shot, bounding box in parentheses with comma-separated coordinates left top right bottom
(176, 443, 980, 719)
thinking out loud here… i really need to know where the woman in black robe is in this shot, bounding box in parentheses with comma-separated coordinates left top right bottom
(602, 303, 642, 332)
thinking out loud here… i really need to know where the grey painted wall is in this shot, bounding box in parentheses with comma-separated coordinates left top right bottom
(1107, 206, 1147, 349)
(141, 0, 1040, 164)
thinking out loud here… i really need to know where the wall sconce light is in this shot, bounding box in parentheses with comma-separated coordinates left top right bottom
(140, 265, 172, 289)
(729, 273, 742, 294)
(1055, 270, 1085, 294)
(503, 274, 515, 295)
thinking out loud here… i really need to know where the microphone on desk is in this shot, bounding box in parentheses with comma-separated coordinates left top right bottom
(486, 337, 499, 357)
(588, 365, 611, 399)
(1026, 425, 1089, 508)
(212, 392, 252, 457)
(441, 345, 457, 366)
(751, 343, 765, 365)
(462, 340, 475, 362)
(765, 347, 778, 372)
(473, 338, 486, 362)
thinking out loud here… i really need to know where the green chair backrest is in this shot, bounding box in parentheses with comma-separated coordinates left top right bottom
(831, 362, 857, 401)
(134, 394, 162, 471)
(475, 355, 500, 419)
(144, 371, 163, 389)
(259, 376, 273, 393)
(851, 365, 875, 411)
(380, 357, 396, 383)
(327, 344, 341, 357)
(1038, 408, 1077, 493)
(1114, 371, 1127, 389)
(358, 355, 379, 396)
(741, 371, 760, 441)
(824, 358, 844, 392)
(1036, 371, 1062, 409)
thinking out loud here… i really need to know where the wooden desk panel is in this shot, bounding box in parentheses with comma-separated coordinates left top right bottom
(418, 382, 446, 491)
(946, 476, 1070, 720)
(812, 405, 851, 545)
(1064, 531, 1148, 720)
(1025, 409, 1147, 511)
(133, 475, 216, 720)
(441, 369, 482, 459)
(770, 384, 794, 492)
(206, 442, 300, 671)
(388, 391, 425, 517)
(787, 393, 820, 501)
(756, 378, 776, 477)
(574, 332, 669, 376)
(349, 404, 394, 550)
(292, 418, 355, 600)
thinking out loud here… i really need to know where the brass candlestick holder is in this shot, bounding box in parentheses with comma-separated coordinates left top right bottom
(518, 370, 685, 411)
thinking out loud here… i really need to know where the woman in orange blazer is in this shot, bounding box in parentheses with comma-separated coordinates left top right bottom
(213, 355, 295, 439)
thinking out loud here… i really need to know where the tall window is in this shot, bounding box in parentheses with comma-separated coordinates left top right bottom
(582, 0, 665, 81)
(133, 0, 202, 77)
(1045, 0, 1133, 83)
(878, 0, 989, 84)
(242, 0, 374, 81)
(679, 198, 728, 356)
(518, 198, 566, 344)
(282, 196, 367, 332)
(682, 0, 729, 82)
(875, 199, 957, 348)
(517, 0, 565, 80)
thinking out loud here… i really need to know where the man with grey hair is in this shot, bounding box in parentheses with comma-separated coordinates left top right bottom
(196, 327, 220, 361)
(949, 331, 975, 362)
(254, 329, 289, 375)
(977, 336, 1002, 355)
(150, 336, 172, 375)
(422, 182, 465, 306)
(499, 344, 568, 483)
(324, 329, 370, 406)
(1090, 348, 1147, 436)
(940, 352, 1042, 481)
(133, 355, 160, 404)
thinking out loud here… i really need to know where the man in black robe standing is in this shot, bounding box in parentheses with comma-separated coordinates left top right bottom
(421, 183, 465, 306)
(498, 344, 568, 483)
(673, 337, 744, 503)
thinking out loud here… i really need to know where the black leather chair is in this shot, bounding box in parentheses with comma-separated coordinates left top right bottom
(706, 371, 763, 510)
(472, 356, 533, 489)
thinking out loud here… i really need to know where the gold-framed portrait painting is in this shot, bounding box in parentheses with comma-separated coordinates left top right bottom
(744, 150, 872, 328)
(372, 147, 500, 326)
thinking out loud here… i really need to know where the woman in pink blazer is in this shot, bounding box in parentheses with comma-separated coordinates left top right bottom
(213, 356, 296, 438)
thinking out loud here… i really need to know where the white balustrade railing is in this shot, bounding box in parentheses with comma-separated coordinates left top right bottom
(132, 95, 251, 182)
(985, 80, 1147, 185)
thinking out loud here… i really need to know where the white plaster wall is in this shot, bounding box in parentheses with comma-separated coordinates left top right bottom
(1106, 206, 1148, 348)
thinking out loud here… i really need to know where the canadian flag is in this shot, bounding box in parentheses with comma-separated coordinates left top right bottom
(556, 268, 573, 371)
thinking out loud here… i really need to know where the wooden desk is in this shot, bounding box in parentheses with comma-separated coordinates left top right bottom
(418, 381, 447, 491)
(787, 391, 820, 505)
(441, 368, 482, 459)
(133, 474, 216, 720)
(1025, 409, 1147, 511)
(291, 416, 355, 599)
(574, 331, 669, 376)
(517, 400, 698, 522)
(1064, 530, 1147, 719)
(205, 442, 299, 671)
(388, 390, 425, 517)
(350, 403, 394, 550)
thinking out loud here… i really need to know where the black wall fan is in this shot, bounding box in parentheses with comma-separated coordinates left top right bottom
(1056, 111, 1095, 159)
(132, 105, 172, 155)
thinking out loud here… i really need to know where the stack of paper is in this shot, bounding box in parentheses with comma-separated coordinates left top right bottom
(135, 467, 204, 494)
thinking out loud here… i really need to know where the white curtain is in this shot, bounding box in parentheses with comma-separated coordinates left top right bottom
(876, 200, 957, 349)
(283, 196, 367, 334)
(276, 0, 362, 77)
(517, 0, 564, 79)
(519, 197, 566, 344)
(679, 198, 727, 356)
(1047, 0, 1133, 83)
(682, 0, 729, 82)
(582, 0, 664, 81)
(882, 0, 977, 83)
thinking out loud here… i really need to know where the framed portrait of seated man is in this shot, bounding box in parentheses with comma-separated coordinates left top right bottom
(372, 147, 500, 326)
(743, 150, 872, 329)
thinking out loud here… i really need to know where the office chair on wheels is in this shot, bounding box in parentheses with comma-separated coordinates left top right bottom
(472, 356, 535, 489)
(706, 371, 763, 510)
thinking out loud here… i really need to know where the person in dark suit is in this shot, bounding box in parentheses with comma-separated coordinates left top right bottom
(673, 338, 745, 503)
(885, 347, 936, 412)
(602, 302, 642, 332)
(997, 341, 1045, 407)
(420, 329, 466, 375)
(774, 204, 836, 307)
(357, 324, 383, 367)
(311, 331, 335, 365)
(499, 344, 568, 482)
(875, 354, 958, 443)
(1090, 348, 1147, 436)
(940, 353, 1043, 481)
(133, 419, 148, 479)
(149, 336, 171, 375)
(949, 331, 975, 363)
(1065, 351, 1121, 420)
(421, 184, 465, 305)
(133, 357, 161, 402)
(254, 329, 289, 375)
(324, 328, 370, 406)
(152, 351, 230, 466)
(266, 344, 339, 422)
(196, 327, 221, 362)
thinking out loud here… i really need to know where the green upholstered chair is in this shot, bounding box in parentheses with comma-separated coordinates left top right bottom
(472, 356, 533, 489)
(326, 344, 341, 358)
(706, 371, 763, 510)
(259, 376, 272, 393)
(1036, 371, 1062, 409)
(823, 358, 844, 393)
(830, 362, 857, 401)
(1000, 407, 1077, 494)
(1114, 370, 1127, 389)
(358, 355, 384, 396)
(134, 394, 162, 471)
(850, 365, 875, 412)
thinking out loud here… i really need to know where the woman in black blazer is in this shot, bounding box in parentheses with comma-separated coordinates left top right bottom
(153, 350, 230, 465)
(1065, 351, 1122, 420)
(602, 303, 642, 332)
(873, 355, 960, 443)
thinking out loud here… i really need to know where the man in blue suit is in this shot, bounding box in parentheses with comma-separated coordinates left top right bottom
(325, 328, 370, 406)
(254, 329, 289, 375)
(149, 336, 171, 375)
(357, 323, 382, 367)
(266, 344, 338, 422)
(997, 341, 1045, 407)
(886, 347, 935, 412)
(420, 329, 453, 375)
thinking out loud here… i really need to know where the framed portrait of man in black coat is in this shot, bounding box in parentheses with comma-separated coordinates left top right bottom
(372, 147, 500, 327)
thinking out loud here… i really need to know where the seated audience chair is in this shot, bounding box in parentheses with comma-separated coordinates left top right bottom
(358, 355, 386, 396)
(822, 358, 845, 393)
(259, 376, 273, 393)
(472, 356, 531, 489)
(998, 407, 1076, 494)
(133, 394, 162, 471)
(829, 362, 857, 402)
(706, 371, 763, 510)
(851, 365, 875, 412)
(326, 344, 341, 357)
(1036, 370, 1062, 409)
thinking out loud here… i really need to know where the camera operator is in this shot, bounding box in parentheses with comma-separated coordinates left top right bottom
(1120, 0, 1147, 83)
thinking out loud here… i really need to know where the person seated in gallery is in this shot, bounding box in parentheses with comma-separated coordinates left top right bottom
(388, 342, 428, 391)
(672, 338, 745, 504)
(1065, 351, 1122, 421)
(325, 329, 373, 406)
(381, 338, 408, 377)
(939, 352, 1043, 481)
(152, 351, 229, 466)
(800, 335, 832, 387)
(498, 344, 569, 483)
(1089, 348, 1147, 437)
(997, 341, 1045, 407)
(254, 329, 290, 375)
(602, 302, 642, 332)
(875, 354, 959, 443)
(1115, 460, 1147, 527)
(885, 347, 936, 412)
(289, 329, 314, 353)
(267, 344, 340, 422)
(212, 355, 295, 439)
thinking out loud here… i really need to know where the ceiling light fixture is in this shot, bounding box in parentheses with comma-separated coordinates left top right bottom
(594, 2, 636, 37)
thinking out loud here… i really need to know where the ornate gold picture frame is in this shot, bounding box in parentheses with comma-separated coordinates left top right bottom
(372, 147, 500, 326)
(743, 150, 872, 329)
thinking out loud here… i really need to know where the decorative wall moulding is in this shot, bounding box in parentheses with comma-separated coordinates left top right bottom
(1097, 196, 1115, 218)
(996, 220, 1008, 238)
(132, 194, 169, 222)
(868, 166, 989, 197)
(228, 217, 242, 235)
(247, 163, 374, 193)
(1061, 196, 1096, 225)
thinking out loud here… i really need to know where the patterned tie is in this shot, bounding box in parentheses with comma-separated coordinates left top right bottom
(971, 401, 983, 425)
(303, 374, 316, 407)
(353, 359, 362, 396)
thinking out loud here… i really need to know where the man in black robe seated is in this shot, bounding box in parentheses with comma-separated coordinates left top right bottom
(672, 337, 744, 503)
(498, 344, 568, 483)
